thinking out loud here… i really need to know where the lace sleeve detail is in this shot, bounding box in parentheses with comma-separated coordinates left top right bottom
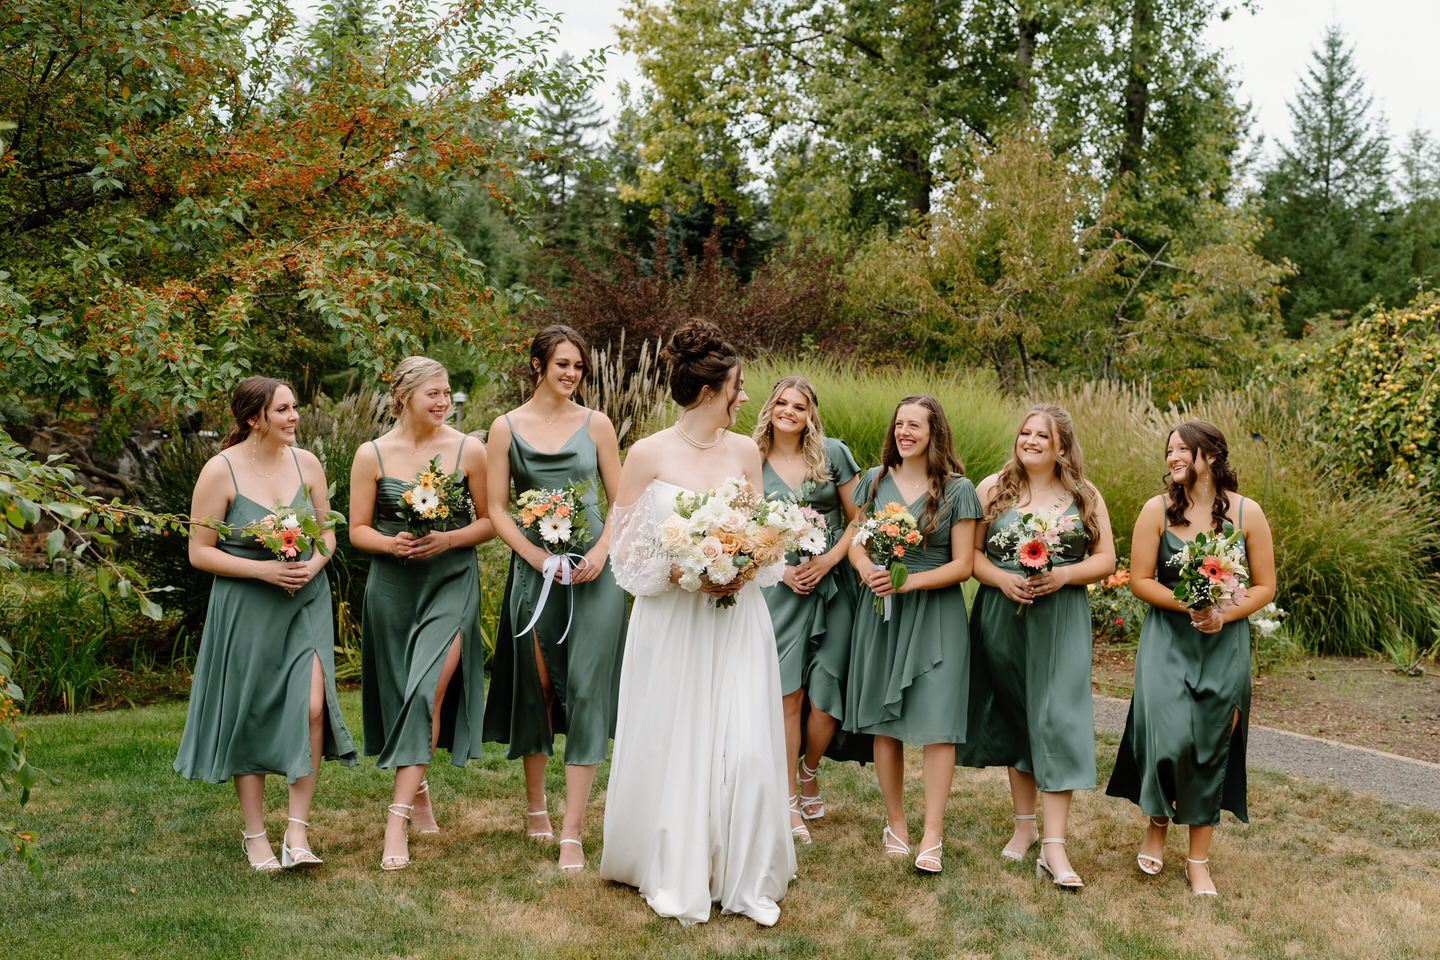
(607, 489, 673, 597)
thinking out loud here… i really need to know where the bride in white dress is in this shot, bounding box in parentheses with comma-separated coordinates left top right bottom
(600, 320, 796, 926)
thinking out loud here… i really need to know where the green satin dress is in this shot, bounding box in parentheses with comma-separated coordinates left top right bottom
(957, 502, 1096, 791)
(481, 413, 627, 766)
(760, 436, 861, 697)
(1106, 502, 1251, 824)
(360, 438, 486, 769)
(844, 470, 981, 745)
(175, 450, 356, 783)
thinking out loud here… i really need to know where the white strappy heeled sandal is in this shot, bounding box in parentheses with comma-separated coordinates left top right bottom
(241, 828, 281, 872)
(881, 823, 911, 857)
(280, 816, 322, 868)
(914, 841, 943, 874)
(1137, 816, 1169, 875)
(1186, 856, 1218, 896)
(381, 803, 413, 871)
(1001, 812, 1038, 862)
(789, 795, 812, 844)
(558, 837, 585, 871)
(412, 779, 440, 835)
(1036, 838, 1084, 889)
(526, 795, 553, 840)
(797, 759, 825, 820)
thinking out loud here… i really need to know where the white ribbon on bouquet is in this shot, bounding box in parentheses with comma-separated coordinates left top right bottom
(872, 563, 894, 623)
(516, 552, 588, 645)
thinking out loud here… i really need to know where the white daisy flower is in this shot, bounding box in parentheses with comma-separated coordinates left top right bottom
(538, 513, 572, 545)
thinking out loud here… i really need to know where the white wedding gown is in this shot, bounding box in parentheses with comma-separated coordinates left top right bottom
(599, 479, 796, 926)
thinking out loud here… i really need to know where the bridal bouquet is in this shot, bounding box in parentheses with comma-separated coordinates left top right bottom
(244, 491, 343, 594)
(987, 508, 1085, 615)
(852, 502, 922, 612)
(1168, 522, 1249, 611)
(654, 478, 805, 608)
(398, 456, 467, 536)
(513, 482, 592, 555)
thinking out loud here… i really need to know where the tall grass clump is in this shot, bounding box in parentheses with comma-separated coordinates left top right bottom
(739, 356, 1017, 476)
(1056, 379, 1440, 657)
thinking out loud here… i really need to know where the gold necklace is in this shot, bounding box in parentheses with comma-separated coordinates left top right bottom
(250, 440, 285, 479)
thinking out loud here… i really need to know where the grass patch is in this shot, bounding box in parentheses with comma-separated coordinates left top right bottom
(4, 698, 1439, 958)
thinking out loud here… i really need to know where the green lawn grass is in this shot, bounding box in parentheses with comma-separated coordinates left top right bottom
(5, 692, 1440, 959)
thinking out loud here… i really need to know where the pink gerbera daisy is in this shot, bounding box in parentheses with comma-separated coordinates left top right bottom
(1019, 538, 1049, 569)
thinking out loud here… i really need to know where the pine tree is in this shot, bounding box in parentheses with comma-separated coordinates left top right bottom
(529, 54, 609, 259)
(1258, 25, 1392, 333)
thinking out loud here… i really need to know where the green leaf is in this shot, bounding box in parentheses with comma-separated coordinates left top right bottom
(889, 563, 908, 592)
(139, 598, 164, 621)
(44, 529, 65, 560)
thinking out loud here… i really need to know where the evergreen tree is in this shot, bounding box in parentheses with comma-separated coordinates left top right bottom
(1258, 25, 1392, 333)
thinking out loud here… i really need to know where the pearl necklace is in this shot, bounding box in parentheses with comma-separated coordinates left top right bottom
(675, 421, 724, 449)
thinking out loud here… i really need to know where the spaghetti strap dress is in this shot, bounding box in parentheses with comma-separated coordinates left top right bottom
(843, 470, 981, 745)
(481, 412, 628, 765)
(360, 437, 486, 768)
(1105, 500, 1251, 824)
(175, 450, 356, 783)
(956, 502, 1096, 791)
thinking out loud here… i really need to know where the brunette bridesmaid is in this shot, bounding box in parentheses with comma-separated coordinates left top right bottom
(845, 394, 979, 875)
(176, 376, 356, 871)
(483, 325, 627, 870)
(1105, 420, 1275, 896)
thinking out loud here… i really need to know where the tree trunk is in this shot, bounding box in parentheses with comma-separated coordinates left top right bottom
(903, 146, 932, 216)
(1117, 0, 1154, 180)
(1016, 15, 1039, 114)
(1014, 333, 1035, 394)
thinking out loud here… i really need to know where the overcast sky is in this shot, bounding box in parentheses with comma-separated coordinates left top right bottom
(535, 0, 1437, 160)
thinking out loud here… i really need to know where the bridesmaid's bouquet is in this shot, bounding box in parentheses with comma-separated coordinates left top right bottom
(245, 490, 343, 594)
(987, 508, 1084, 615)
(774, 482, 829, 558)
(852, 502, 922, 612)
(655, 478, 806, 608)
(1168, 523, 1249, 611)
(513, 482, 592, 555)
(398, 456, 467, 536)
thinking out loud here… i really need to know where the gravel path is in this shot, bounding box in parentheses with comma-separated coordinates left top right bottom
(1094, 694, 1440, 813)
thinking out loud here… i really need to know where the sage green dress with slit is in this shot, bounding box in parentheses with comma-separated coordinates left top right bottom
(1105, 501, 1251, 824)
(844, 470, 981, 745)
(957, 502, 1096, 791)
(760, 437, 861, 697)
(481, 413, 628, 765)
(360, 438, 486, 768)
(175, 450, 356, 783)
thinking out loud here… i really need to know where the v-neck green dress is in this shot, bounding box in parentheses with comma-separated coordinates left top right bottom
(481, 413, 628, 766)
(360, 438, 486, 768)
(174, 450, 356, 783)
(844, 469, 981, 745)
(759, 436, 861, 697)
(1106, 499, 1251, 824)
(957, 502, 1096, 791)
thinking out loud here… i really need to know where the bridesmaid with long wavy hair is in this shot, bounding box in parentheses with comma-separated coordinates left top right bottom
(176, 376, 357, 871)
(752, 376, 863, 843)
(483, 324, 627, 871)
(349, 356, 494, 871)
(958, 403, 1115, 889)
(1106, 420, 1275, 896)
(845, 394, 979, 875)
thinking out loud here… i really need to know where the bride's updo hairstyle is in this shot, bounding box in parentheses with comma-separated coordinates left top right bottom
(387, 355, 448, 418)
(660, 319, 739, 407)
(221, 376, 293, 450)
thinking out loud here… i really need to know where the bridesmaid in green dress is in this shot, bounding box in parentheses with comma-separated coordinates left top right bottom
(484, 325, 626, 871)
(349, 356, 495, 871)
(958, 404, 1115, 890)
(753, 376, 862, 844)
(845, 394, 979, 875)
(1105, 420, 1275, 896)
(176, 376, 357, 871)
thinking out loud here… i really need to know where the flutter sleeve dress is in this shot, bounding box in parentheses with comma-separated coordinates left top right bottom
(481, 412, 628, 766)
(844, 470, 981, 745)
(360, 437, 487, 768)
(175, 450, 356, 783)
(1105, 501, 1251, 824)
(957, 501, 1097, 791)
